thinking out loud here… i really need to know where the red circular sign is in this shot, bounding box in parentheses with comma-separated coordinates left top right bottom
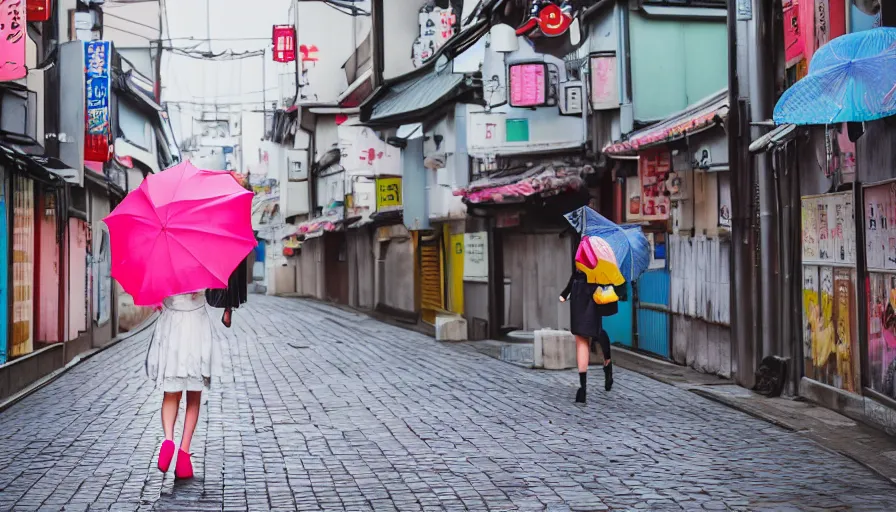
(537, 4, 572, 37)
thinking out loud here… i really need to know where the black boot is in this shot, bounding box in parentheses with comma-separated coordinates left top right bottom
(575, 372, 587, 403)
(604, 363, 614, 391)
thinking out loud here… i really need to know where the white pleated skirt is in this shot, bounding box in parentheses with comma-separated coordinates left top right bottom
(145, 292, 218, 393)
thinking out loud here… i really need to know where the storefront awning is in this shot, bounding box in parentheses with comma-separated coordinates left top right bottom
(363, 66, 469, 126)
(604, 89, 729, 156)
(455, 163, 588, 205)
(0, 144, 73, 185)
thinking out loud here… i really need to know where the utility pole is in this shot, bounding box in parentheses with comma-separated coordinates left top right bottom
(729, 0, 777, 389)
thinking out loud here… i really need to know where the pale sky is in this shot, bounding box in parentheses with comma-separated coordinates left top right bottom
(160, 0, 295, 169)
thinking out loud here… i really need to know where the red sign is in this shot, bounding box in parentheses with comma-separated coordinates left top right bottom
(517, 0, 574, 37)
(85, 134, 110, 163)
(272, 25, 296, 63)
(26, 0, 50, 22)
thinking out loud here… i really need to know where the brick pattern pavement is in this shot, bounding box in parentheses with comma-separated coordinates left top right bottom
(1, 296, 895, 511)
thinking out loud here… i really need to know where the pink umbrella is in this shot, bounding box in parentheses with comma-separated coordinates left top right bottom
(103, 161, 256, 306)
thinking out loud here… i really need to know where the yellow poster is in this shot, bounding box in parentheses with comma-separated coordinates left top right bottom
(376, 177, 402, 210)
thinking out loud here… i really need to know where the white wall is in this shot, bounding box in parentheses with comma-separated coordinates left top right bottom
(297, 1, 371, 104)
(381, 0, 430, 80)
(424, 114, 466, 220)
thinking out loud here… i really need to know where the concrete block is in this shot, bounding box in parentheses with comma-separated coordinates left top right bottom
(536, 329, 576, 370)
(435, 315, 468, 341)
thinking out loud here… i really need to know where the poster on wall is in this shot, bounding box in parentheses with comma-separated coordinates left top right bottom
(590, 54, 618, 110)
(375, 177, 402, 211)
(864, 179, 896, 399)
(718, 172, 732, 229)
(625, 176, 642, 223)
(864, 182, 896, 271)
(867, 273, 896, 400)
(801, 191, 860, 394)
(463, 232, 488, 282)
(638, 149, 671, 221)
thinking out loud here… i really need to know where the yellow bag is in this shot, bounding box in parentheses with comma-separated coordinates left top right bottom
(593, 285, 619, 305)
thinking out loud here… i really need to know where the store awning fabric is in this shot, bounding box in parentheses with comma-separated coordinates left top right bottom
(455, 163, 587, 205)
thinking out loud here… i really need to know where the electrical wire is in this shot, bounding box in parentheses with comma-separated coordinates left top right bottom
(102, 10, 161, 32)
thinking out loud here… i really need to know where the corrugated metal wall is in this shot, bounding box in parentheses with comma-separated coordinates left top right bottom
(637, 268, 671, 358)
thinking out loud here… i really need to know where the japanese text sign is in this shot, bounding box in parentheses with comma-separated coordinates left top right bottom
(375, 177, 402, 211)
(84, 41, 111, 136)
(272, 25, 296, 63)
(0, 0, 25, 82)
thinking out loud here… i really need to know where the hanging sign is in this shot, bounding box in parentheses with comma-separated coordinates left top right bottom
(375, 177, 402, 211)
(272, 25, 297, 63)
(0, 0, 25, 82)
(516, 1, 573, 37)
(411, 6, 457, 68)
(590, 54, 618, 110)
(84, 41, 112, 163)
(26, 0, 50, 22)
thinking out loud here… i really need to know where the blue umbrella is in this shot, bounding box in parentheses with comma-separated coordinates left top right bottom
(774, 27, 896, 125)
(563, 206, 649, 283)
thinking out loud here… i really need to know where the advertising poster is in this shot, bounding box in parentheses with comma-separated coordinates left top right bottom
(638, 149, 671, 221)
(0, 0, 25, 82)
(867, 273, 896, 399)
(85, 41, 112, 136)
(802, 196, 819, 260)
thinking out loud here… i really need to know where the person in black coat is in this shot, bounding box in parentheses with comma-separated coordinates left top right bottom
(560, 269, 623, 403)
(206, 257, 249, 327)
(206, 171, 252, 328)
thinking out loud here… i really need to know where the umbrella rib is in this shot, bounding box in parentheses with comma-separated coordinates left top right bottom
(165, 224, 255, 243)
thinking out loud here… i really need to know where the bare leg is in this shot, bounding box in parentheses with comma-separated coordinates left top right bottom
(575, 335, 590, 373)
(161, 392, 181, 441)
(180, 391, 202, 453)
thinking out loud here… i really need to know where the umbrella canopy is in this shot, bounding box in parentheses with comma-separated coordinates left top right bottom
(774, 27, 896, 125)
(104, 161, 256, 306)
(564, 206, 649, 283)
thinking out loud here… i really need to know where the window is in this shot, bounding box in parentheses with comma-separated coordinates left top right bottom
(509, 63, 547, 107)
(118, 100, 152, 150)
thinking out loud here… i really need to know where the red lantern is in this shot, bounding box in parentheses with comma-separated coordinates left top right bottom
(26, 0, 51, 23)
(272, 25, 297, 63)
(283, 246, 295, 257)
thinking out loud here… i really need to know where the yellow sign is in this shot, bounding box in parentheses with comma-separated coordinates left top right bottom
(376, 177, 402, 210)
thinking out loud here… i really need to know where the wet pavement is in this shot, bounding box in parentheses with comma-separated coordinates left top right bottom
(1, 296, 895, 511)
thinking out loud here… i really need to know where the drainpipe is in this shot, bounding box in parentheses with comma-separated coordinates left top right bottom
(749, 0, 780, 366)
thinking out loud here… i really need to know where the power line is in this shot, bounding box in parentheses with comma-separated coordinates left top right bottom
(102, 10, 160, 32)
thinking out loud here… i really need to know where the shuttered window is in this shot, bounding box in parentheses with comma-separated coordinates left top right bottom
(420, 238, 444, 317)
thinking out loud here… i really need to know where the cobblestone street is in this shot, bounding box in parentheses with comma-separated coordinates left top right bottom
(1, 296, 895, 511)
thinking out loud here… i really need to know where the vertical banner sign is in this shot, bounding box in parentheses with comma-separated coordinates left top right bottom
(84, 41, 112, 162)
(272, 25, 296, 63)
(0, 0, 25, 82)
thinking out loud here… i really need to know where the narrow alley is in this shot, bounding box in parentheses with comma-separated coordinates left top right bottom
(1, 296, 894, 512)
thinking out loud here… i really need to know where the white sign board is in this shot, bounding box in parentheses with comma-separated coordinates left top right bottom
(463, 232, 488, 282)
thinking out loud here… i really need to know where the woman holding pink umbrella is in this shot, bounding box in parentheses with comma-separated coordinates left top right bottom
(104, 162, 256, 480)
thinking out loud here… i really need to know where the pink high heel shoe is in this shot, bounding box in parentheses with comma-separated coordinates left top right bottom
(174, 449, 194, 479)
(157, 440, 175, 473)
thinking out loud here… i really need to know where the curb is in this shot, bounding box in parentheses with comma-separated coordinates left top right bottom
(0, 312, 160, 414)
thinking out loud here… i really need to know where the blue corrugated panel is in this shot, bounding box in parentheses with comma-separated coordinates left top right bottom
(603, 283, 633, 347)
(638, 309, 670, 358)
(637, 268, 670, 358)
(638, 268, 670, 306)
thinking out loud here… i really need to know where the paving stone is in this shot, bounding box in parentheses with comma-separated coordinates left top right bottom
(1, 296, 895, 510)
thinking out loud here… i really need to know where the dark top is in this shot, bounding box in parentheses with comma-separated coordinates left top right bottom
(562, 271, 622, 339)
